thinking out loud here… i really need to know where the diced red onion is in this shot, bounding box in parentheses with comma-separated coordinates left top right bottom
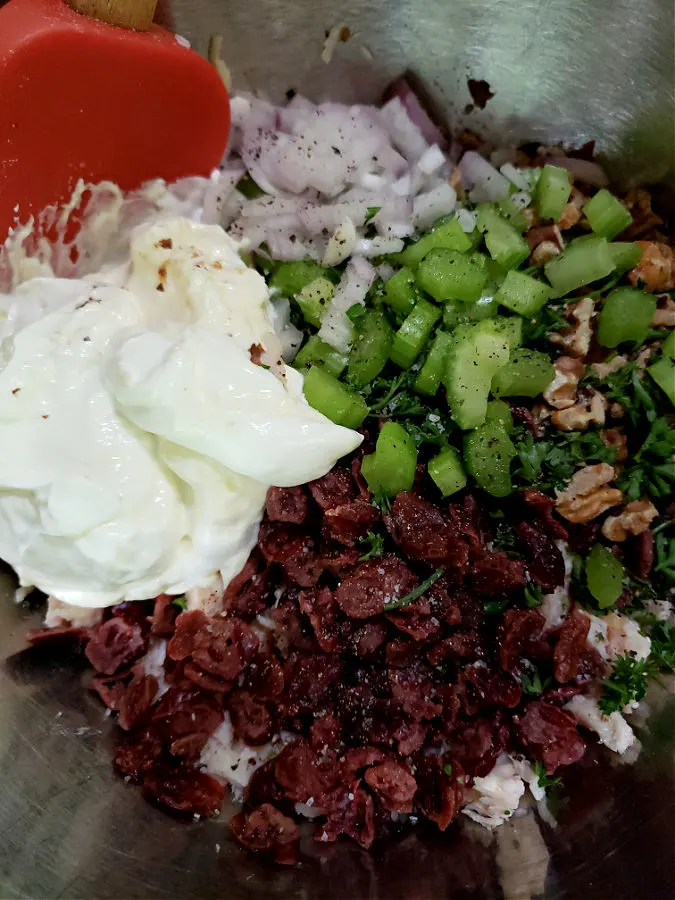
(510, 190, 532, 209)
(388, 78, 449, 149)
(318, 257, 376, 351)
(380, 97, 429, 162)
(354, 236, 405, 257)
(412, 183, 457, 230)
(455, 208, 477, 233)
(499, 162, 530, 191)
(458, 151, 511, 202)
(417, 144, 446, 175)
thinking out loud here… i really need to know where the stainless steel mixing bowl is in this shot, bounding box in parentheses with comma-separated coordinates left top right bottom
(1, 1, 674, 897)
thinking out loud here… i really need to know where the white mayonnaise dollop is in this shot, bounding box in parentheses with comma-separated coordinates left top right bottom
(0, 217, 361, 607)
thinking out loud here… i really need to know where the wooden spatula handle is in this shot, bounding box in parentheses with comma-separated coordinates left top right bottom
(65, 0, 158, 31)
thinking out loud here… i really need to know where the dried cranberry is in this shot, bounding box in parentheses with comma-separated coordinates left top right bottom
(92, 667, 158, 731)
(265, 486, 309, 524)
(415, 756, 464, 831)
(393, 719, 427, 755)
(311, 714, 341, 749)
(274, 739, 338, 802)
(627, 530, 655, 579)
(113, 729, 163, 780)
(341, 747, 388, 780)
(257, 521, 308, 563)
(308, 468, 356, 510)
(229, 690, 273, 745)
(271, 598, 316, 652)
(27, 625, 89, 647)
(499, 609, 546, 672)
(223, 552, 270, 618)
(320, 785, 376, 848)
(347, 621, 388, 658)
(554, 610, 591, 683)
(385, 492, 469, 574)
(521, 489, 568, 540)
(446, 494, 483, 551)
(299, 587, 341, 652)
(150, 688, 223, 757)
(324, 499, 379, 547)
(149, 595, 178, 637)
(168, 611, 259, 683)
(471, 552, 527, 596)
(335, 556, 415, 619)
(517, 522, 565, 591)
(279, 653, 343, 719)
(514, 701, 585, 772)
(448, 717, 509, 777)
(365, 760, 417, 813)
(460, 665, 522, 714)
(389, 664, 442, 721)
(231, 804, 298, 865)
(85, 618, 146, 675)
(282, 545, 324, 588)
(427, 631, 485, 666)
(142, 765, 224, 817)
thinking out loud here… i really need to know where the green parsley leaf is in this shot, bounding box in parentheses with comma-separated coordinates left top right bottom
(598, 653, 650, 715)
(365, 206, 381, 224)
(512, 429, 617, 492)
(172, 596, 188, 610)
(443, 763, 453, 776)
(358, 530, 386, 561)
(533, 760, 562, 791)
(524, 583, 544, 608)
(384, 568, 444, 611)
(649, 620, 675, 672)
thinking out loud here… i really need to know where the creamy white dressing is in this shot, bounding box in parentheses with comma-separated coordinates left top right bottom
(0, 217, 361, 607)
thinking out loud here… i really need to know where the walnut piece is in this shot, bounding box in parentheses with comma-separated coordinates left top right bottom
(551, 390, 606, 432)
(544, 356, 585, 409)
(591, 355, 628, 379)
(556, 463, 622, 524)
(559, 187, 585, 230)
(600, 428, 628, 463)
(651, 295, 675, 328)
(532, 241, 561, 266)
(601, 500, 659, 542)
(549, 298, 595, 358)
(628, 241, 675, 293)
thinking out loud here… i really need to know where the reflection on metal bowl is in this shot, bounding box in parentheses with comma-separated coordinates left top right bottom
(0, 0, 674, 896)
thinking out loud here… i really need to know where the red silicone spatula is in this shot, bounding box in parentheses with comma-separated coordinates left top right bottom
(0, 0, 231, 241)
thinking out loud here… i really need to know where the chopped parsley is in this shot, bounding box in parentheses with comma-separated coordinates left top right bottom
(358, 530, 386, 561)
(618, 418, 675, 501)
(519, 660, 552, 696)
(533, 760, 562, 791)
(513, 429, 617, 492)
(524, 583, 544, 608)
(365, 206, 381, 224)
(649, 620, 675, 673)
(443, 762, 453, 776)
(384, 568, 444, 611)
(598, 653, 650, 715)
(172, 595, 188, 610)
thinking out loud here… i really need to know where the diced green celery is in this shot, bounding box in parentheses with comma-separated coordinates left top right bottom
(361, 422, 418, 497)
(463, 421, 516, 497)
(544, 235, 615, 295)
(662, 330, 675, 359)
(347, 309, 394, 388)
(293, 336, 348, 377)
(585, 543, 624, 608)
(608, 242, 643, 273)
(390, 298, 441, 369)
(485, 399, 514, 433)
(384, 267, 418, 315)
(400, 218, 473, 269)
(442, 300, 466, 329)
(270, 260, 332, 297)
(495, 269, 552, 316)
(597, 287, 657, 348)
(416, 249, 488, 303)
(414, 331, 453, 396)
(488, 315, 523, 349)
(444, 321, 511, 429)
(497, 195, 529, 232)
(491, 348, 555, 397)
(294, 277, 335, 327)
(476, 204, 531, 270)
(428, 446, 467, 496)
(302, 365, 368, 429)
(648, 356, 675, 404)
(468, 295, 499, 320)
(535, 165, 572, 220)
(584, 189, 632, 239)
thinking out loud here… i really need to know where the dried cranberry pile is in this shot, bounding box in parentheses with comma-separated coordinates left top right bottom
(29, 456, 604, 864)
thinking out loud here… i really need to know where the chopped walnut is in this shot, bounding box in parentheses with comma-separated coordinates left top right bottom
(628, 241, 675, 293)
(551, 390, 607, 431)
(601, 500, 659, 542)
(550, 298, 595, 358)
(600, 428, 628, 463)
(526, 223, 564, 253)
(544, 356, 585, 409)
(556, 463, 622, 524)
(559, 187, 585, 230)
(532, 241, 561, 266)
(591, 355, 628, 379)
(622, 187, 664, 240)
(651, 295, 675, 328)
(636, 343, 659, 369)
(531, 403, 551, 435)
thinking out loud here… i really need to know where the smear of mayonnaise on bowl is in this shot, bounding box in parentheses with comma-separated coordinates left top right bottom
(0, 217, 361, 608)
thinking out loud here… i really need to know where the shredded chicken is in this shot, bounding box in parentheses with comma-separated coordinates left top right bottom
(601, 500, 659, 542)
